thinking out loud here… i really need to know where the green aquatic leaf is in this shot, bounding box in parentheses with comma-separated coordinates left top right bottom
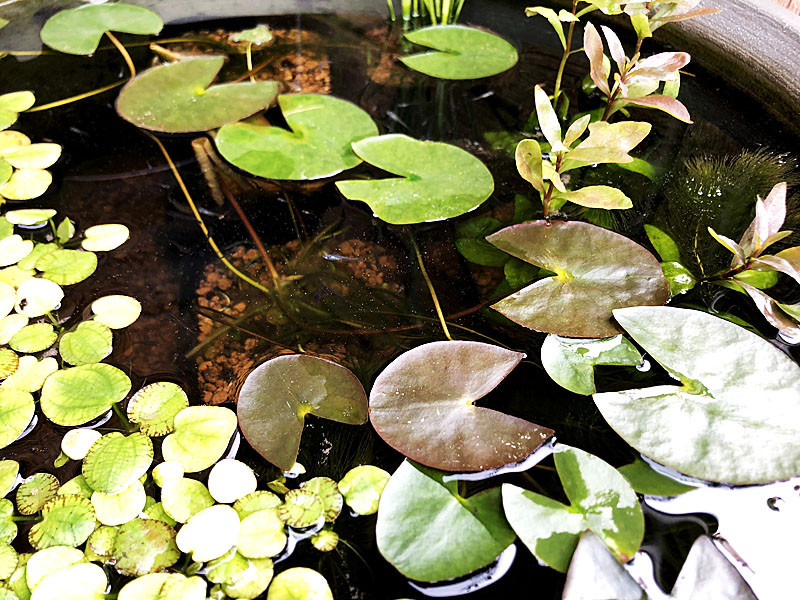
(661, 261, 697, 297)
(28, 495, 95, 550)
(562, 531, 645, 600)
(516, 139, 545, 195)
(644, 224, 681, 263)
(151, 461, 183, 487)
(0, 236, 33, 268)
(338, 465, 390, 516)
(0, 347, 17, 379)
(40, 3, 163, 55)
(16, 244, 56, 273)
(86, 525, 117, 562)
(58, 321, 112, 365)
(376, 460, 514, 582)
(0, 161, 10, 188)
(278, 489, 324, 528)
(238, 355, 367, 471)
(0, 499, 16, 543)
(618, 458, 695, 497)
(160, 477, 214, 523)
(238, 509, 286, 559)
(541, 334, 642, 395)
(302, 477, 342, 522)
(127, 381, 189, 437)
(400, 25, 518, 80)
(454, 238, 509, 267)
(502, 444, 644, 572)
(0, 389, 35, 450)
(207, 459, 257, 504)
(233, 490, 281, 519)
(222, 557, 274, 599)
(14, 278, 63, 318)
(56, 217, 75, 245)
(3, 209, 56, 226)
(0, 282, 13, 319)
(594, 306, 800, 484)
(92, 479, 146, 526)
(0, 93, 35, 131)
(40, 363, 131, 427)
(82, 432, 153, 494)
(216, 93, 377, 180)
(35, 249, 97, 286)
(16, 473, 59, 516)
(0, 145, 60, 170)
(57, 475, 94, 499)
(117, 573, 175, 600)
(29, 562, 107, 600)
(25, 546, 84, 590)
(0, 169, 53, 201)
(0, 460, 19, 497)
(0, 316, 28, 346)
(232, 25, 273, 45)
(552, 185, 632, 210)
(176, 504, 240, 562)
(80, 224, 129, 252)
(266, 567, 332, 600)
(1, 356, 57, 393)
(336, 134, 495, 225)
(143, 501, 176, 527)
(91, 294, 141, 329)
(111, 517, 179, 576)
(311, 527, 338, 552)
(370, 341, 553, 471)
(0, 542, 18, 580)
(487, 220, 668, 338)
(733, 268, 779, 289)
(504, 258, 539, 288)
(161, 405, 237, 472)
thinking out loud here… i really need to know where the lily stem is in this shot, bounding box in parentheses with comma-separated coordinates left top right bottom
(105, 30, 136, 77)
(552, 0, 579, 104)
(409, 232, 452, 341)
(26, 80, 126, 112)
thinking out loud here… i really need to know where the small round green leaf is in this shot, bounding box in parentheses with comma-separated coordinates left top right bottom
(25, 546, 84, 590)
(35, 249, 97, 286)
(278, 489, 323, 529)
(3, 209, 56, 226)
(220, 556, 274, 599)
(57, 475, 94, 499)
(82, 432, 153, 494)
(80, 224, 129, 252)
(61, 429, 102, 461)
(0, 460, 19, 497)
(91, 479, 146, 526)
(232, 25, 273, 45)
(0, 542, 18, 580)
(118, 573, 172, 600)
(311, 528, 338, 552)
(207, 459, 257, 504)
(9, 323, 57, 353)
(161, 406, 237, 473)
(0, 236, 33, 268)
(233, 490, 281, 519)
(40, 363, 131, 426)
(91, 294, 141, 329)
(237, 509, 286, 559)
(127, 381, 189, 437)
(0, 92, 35, 131)
(0, 389, 34, 450)
(0, 282, 14, 319)
(176, 504, 240, 562)
(266, 568, 332, 600)
(302, 477, 342, 522)
(0, 348, 18, 379)
(337, 465, 390, 516)
(0, 145, 61, 170)
(28, 495, 96, 550)
(0, 169, 52, 201)
(16, 473, 59, 515)
(14, 278, 63, 318)
(1, 356, 57, 393)
(29, 562, 106, 600)
(151, 461, 184, 487)
(618, 458, 696, 497)
(111, 517, 180, 576)
(160, 477, 214, 523)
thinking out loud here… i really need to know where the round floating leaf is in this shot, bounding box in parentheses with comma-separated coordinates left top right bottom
(0, 460, 19, 497)
(151, 461, 184, 487)
(238, 355, 368, 471)
(127, 381, 188, 437)
(144, 501, 176, 527)
(311, 528, 338, 552)
(0, 169, 52, 201)
(233, 490, 281, 519)
(80, 224, 129, 252)
(0, 145, 61, 170)
(233, 25, 273, 45)
(487, 220, 668, 338)
(117, 56, 278, 133)
(86, 525, 117, 562)
(25, 546, 84, 590)
(160, 477, 214, 523)
(176, 504, 240, 562)
(82, 432, 153, 494)
(594, 306, 800, 484)
(92, 479, 146, 526)
(91, 295, 141, 329)
(161, 406, 237, 472)
(0, 161, 9, 188)
(57, 475, 94, 499)
(16, 473, 59, 516)
(111, 517, 179, 576)
(212, 552, 274, 599)
(35, 249, 97, 286)
(0, 266, 34, 289)
(0, 236, 33, 268)
(28, 495, 96, 550)
(29, 563, 106, 600)
(0, 389, 34, 450)
(0, 131, 31, 151)
(153, 574, 206, 600)
(337, 465, 390, 516)
(278, 489, 323, 529)
(370, 341, 553, 471)
(208, 459, 257, 504)
(215, 93, 378, 180)
(0, 543, 18, 580)
(302, 478, 342, 522)
(266, 568, 332, 600)
(117, 573, 173, 600)
(40, 363, 131, 426)
(61, 429, 102, 461)
(4, 209, 56, 226)
(0, 92, 35, 131)
(0, 499, 16, 543)
(336, 134, 495, 225)
(40, 3, 163, 55)
(376, 460, 515, 582)
(9, 323, 57, 353)
(0, 282, 14, 318)
(502, 445, 644, 572)
(238, 509, 286, 559)
(400, 25, 518, 80)
(0, 348, 18, 379)
(14, 278, 63, 318)
(1, 356, 57, 393)
(0, 315, 26, 346)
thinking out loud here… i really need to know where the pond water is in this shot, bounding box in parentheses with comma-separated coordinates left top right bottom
(1, 2, 799, 599)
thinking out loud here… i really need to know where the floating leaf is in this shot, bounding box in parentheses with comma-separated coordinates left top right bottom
(0, 145, 60, 170)
(232, 25, 273, 45)
(56, 217, 75, 244)
(278, 489, 323, 529)
(0, 460, 19, 497)
(35, 249, 97, 286)
(0, 236, 33, 268)
(238, 509, 286, 559)
(0, 93, 35, 131)
(111, 517, 179, 576)
(644, 224, 681, 262)
(370, 341, 553, 471)
(661, 261, 697, 297)
(541, 334, 642, 395)
(1, 356, 57, 393)
(80, 224, 129, 252)
(594, 306, 800, 484)
(0, 348, 17, 379)
(302, 478, 342, 522)
(92, 479, 146, 526)
(216, 93, 377, 180)
(151, 461, 184, 487)
(40, 363, 131, 426)
(487, 220, 668, 338)
(28, 495, 95, 550)
(118, 573, 176, 600)
(562, 531, 645, 600)
(233, 491, 281, 519)
(17, 243, 55, 272)
(59, 321, 112, 366)
(29, 562, 107, 600)
(9, 323, 56, 353)
(0, 169, 53, 201)
(376, 460, 514, 582)
(336, 134, 494, 225)
(160, 477, 214, 523)
(670, 536, 756, 599)
(3, 209, 56, 226)
(618, 458, 695, 497)
(14, 278, 63, 318)
(82, 432, 153, 494)
(153, 574, 206, 600)
(208, 459, 257, 504)
(176, 504, 240, 562)
(25, 546, 84, 590)
(0, 131, 30, 151)
(266, 568, 332, 600)
(40, 3, 163, 55)
(161, 406, 237, 472)
(0, 315, 28, 346)
(127, 381, 189, 437)
(57, 475, 94, 499)
(400, 25, 518, 80)
(16, 473, 59, 516)
(0, 499, 15, 543)
(454, 238, 509, 267)
(0, 282, 14, 319)
(502, 445, 644, 572)
(143, 501, 176, 527)
(0, 389, 34, 450)
(215, 554, 274, 599)
(0, 543, 18, 580)
(338, 465, 390, 516)
(86, 525, 117, 562)
(238, 355, 367, 471)
(311, 528, 338, 552)
(91, 295, 141, 329)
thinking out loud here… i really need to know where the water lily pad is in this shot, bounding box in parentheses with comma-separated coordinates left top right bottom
(207, 459, 257, 504)
(3, 209, 56, 226)
(400, 25, 518, 80)
(86, 525, 117, 562)
(1, 356, 57, 393)
(176, 504, 240, 562)
(118, 573, 181, 600)
(302, 478, 342, 522)
(278, 489, 323, 529)
(57, 475, 94, 499)
(0, 93, 35, 131)
(0, 499, 16, 543)
(238, 508, 286, 559)
(594, 306, 800, 484)
(222, 557, 274, 599)
(40, 363, 131, 426)
(0, 282, 14, 319)
(40, 3, 163, 55)
(376, 460, 515, 582)
(562, 531, 645, 600)
(59, 321, 112, 366)
(80, 224, 129, 252)
(337, 465, 390, 516)
(91, 295, 141, 329)
(336, 134, 494, 225)
(160, 477, 214, 523)
(111, 517, 179, 576)
(14, 278, 63, 318)
(0, 169, 53, 201)
(155, 574, 206, 600)
(29, 562, 106, 600)
(618, 458, 695, 497)
(233, 25, 273, 45)
(0, 266, 34, 289)
(82, 432, 153, 494)
(16, 473, 59, 516)
(502, 445, 644, 572)
(0, 315, 27, 346)
(0, 348, 17, 379)
(0, 460, 19, 497)
(117, 56, 278, 133)
(215, 93, 378, 180)
(25, 546, 84, 591)
(35, 249, 97, 286)
(0, 389, 34, 450)
(143, 501, 176, 527)
(127, 381, 188, 437)
(17, 244, 58, 273)
(0, 236, 33, 268)
(92, 479, 146, 526)
(237, 355, 368, 471)
(28, 495, 95, 550)
(9, 323, 57, 353)
(370, 340, 553, 471)
(266, 568, 332, 600)
(0, 145, 61, 170)
(0, 543, 18, 580)
(233, 490, 281, 519)
(161, 405, 237, 472)
(0, 131, 31, 151)
(311, 528, 338, 552)
(151, 461, 184, 487)
(487, 220, 668, 338)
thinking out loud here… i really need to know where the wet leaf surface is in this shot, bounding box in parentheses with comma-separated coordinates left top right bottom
(266, 567, 332, 600)
(0, 388, 34, 450)
(82, 432, 153, 494)
(161, 405, 237, 472)
(111, 518, 180, 577)
(127, 381, 189, 437)
(28, 495, 95, 550)
(40, 363, 131, 426)
(58, 320, 112, 366)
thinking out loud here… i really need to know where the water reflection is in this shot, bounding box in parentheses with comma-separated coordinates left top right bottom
(409, 544, 517, 598)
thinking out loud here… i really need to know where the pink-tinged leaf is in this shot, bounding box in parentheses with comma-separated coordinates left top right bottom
(584, 22, 611, 96)
(756, 183, 788, 250)
(515, 139, 545, 195)
(654, 7, 722, 27)
(563, 114, 591, 148)
(754, 252, 800, 285)
(736, 281, 800, 338)
(534, 85, 565, 151)
(563, 147, 632, 167)
(628, 52, 690, 82)
(601, 25, 626, 73)
(708, 227, 745, 265)
(626, 95, 692, 123)
(575, 121, 651, 155)
(553, 185, 632, 210)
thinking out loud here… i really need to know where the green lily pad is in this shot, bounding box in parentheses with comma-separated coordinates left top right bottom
(61, 429, 101, 463)
(0, 93, 35, 131)
(215, 93, 378, 180)
(618, 458, 696, 497)
(487, 220, 669, 338)
(278, 489, 323, 529)
(0, 389, 34, 450)
(237, 355, 368, 471)
(40, 3, 163, 55)
(28, 495, 96, 550)
(153, 574, 206, 600)
(0, 282, 14, 319)
(160, 477, 214, 523)
(301, 477, 342, 522)
(541, 334, 643, 395)
(400, 25, 518, 80)
(0, 543, 18, 580)
(594, 306, 800, 484)
(1, 356, 57, 393)
(376, 460, 515, 582)
(0, 460, 19, 497)
(0, 161, 10, 188)
(3, 209, 56, 226)
(111, 517, 179, 576)
(222, 558, 274, 599)
(25, 546, 84, 590)
(14, 278, 63, 318)
(0, 131, 31, 151)
(562, 531, 645, 600)
(0, 348, 17, 379)
(16, 473, 59, 516)
(161, 405, 237, 472)
(337, 465, 390, 516)
(29, 562, 107, 600)
(116, 56, 278, 133)
(35, 249, 97, 286)
(311, 528, 338, 552)
(57, 475, 94, 499)
(0, 236, 33, 268)
(17, 244, 56, 273)
(0, 266, 34, 289)
(80, 224, 129, 252)
(0, 169, 53, 201)
(370, 341, 553, 471)
(0, 145, 61, 170)
(502, 445, 644, 572)
(127, 381, 189, 437)
(207, 459, 257, 504)
(92, 479, 146, 526)
(82, 432, 153, 494)
(233, 25, 273, 45)
(91, 295, 141, 329)
(86, 525, 117, 562)
(118, 573, 180, 600)
(266, 568, 332, 600)
(143, 501, 176, 527)
(0, 315, 28, 347)
(0, 499, 16, 543)
(233, 490, 281, 519)
(151, 461, 184, 487)
(238, 508, 286, 559)
(176, 504, 240, 562)
(40, 363, 131, 426)
(9, 323, 57, 353)
(336, 134, 494, 225)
